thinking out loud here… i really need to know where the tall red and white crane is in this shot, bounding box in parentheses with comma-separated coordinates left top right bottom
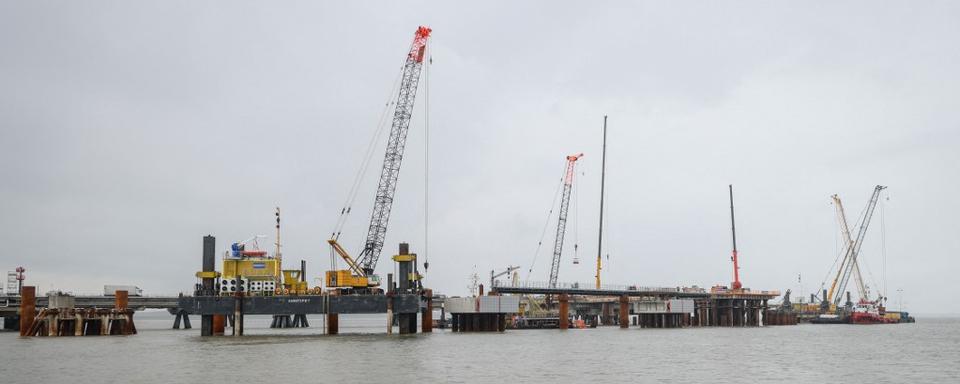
(327, 26, 432, 292)
(548, 153, 583, 288)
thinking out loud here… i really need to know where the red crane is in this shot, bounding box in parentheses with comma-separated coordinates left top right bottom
(327, 26, 432, 292)
(548, 153, 583, 288)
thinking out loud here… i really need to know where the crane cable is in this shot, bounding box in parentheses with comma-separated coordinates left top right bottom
(859, 192, 890, 301)
(330, 53, 407, 241)
(525, 164, 567, 282)
(572, 161, 584, 264)
(818, 200, 845, 296)
(423, 38, 431, 273)
(880, 191, 888, 299)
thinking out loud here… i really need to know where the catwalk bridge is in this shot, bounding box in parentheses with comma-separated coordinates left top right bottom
(490, 281, 712, 298)
(0, 295, 180, 317)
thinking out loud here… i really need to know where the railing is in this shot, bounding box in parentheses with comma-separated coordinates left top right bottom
(33, 290, 191, 298)
(494, 280, 707, 294)
(709, 287, 781, 296)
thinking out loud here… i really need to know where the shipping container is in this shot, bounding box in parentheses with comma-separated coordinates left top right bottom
(103, 285, 142, 296)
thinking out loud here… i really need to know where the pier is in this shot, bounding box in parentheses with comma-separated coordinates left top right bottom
(492, 281, 780, 329)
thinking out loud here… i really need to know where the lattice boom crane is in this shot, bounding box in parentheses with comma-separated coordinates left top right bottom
(327, 26, 431, 292)
(827, 194, 869, 304)
(356, 25, 432, 275)
(830, 185, 886, 307)
(548, 153, 583, 288)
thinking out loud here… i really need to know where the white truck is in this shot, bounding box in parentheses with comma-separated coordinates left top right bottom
(103, 285, 142, 297)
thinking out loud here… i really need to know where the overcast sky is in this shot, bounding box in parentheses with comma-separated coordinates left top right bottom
(1, 1, 957, 314)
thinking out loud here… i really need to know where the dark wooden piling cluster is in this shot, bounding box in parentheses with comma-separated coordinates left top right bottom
(692, 295, 770, 327)
(634, 313, 692, 328)
(451, 313, 506, 332)
(270, 314, 309, 328)
(172, 308, 192, 329)
(19, 287, 137, 337)
(763, 310, 798, 325)
(446, 293, 519, 332)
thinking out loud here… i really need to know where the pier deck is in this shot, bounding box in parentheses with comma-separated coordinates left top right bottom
(492, 281, 710, 299)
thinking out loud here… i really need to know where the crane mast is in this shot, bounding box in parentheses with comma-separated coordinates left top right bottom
(729, 184, 742, 290)
(355, 26, 432, 276)
(831, 185, 886, 307)
(595, 116, 607, 289)
(548, 153, 583, 288)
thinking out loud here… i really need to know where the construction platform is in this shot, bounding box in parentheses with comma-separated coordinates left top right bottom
(492, 281, 783, 329)
(178, 294, 421, 315)
(493, 281, 710, 299)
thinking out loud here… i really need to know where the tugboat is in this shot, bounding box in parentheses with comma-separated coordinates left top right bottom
(850, 300, 897, 324)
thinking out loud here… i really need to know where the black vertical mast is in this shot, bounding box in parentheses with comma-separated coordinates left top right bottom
(729, 184, 742, 289)
(596, 116, 607, 289)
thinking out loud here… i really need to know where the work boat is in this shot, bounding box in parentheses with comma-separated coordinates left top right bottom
(850, 301, 896, 324)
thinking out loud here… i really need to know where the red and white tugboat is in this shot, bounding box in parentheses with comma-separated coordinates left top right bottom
(850, 300, 897, 324)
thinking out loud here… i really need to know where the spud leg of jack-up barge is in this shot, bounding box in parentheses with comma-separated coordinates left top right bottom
(422, 289, 433, 333)
(559, 293, 569, 330)
(619, 294, 629, 329)
(327, 289, 339, 335)
(19, 286, 35, 336)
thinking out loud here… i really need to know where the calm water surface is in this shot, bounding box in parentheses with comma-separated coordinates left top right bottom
(3, 312, 958, 383)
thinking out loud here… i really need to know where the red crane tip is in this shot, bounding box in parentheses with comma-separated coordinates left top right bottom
(417, 26, 432, 38)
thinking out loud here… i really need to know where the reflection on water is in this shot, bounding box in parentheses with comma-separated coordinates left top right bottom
(4, 311, 958, 383)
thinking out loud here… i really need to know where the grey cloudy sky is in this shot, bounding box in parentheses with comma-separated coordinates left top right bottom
(1, 1, 957, 314)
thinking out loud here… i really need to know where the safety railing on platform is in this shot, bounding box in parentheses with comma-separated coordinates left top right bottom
(709, 288, 782, 296)
(494, 280, 707, 294)
(33, 290, 190, 298)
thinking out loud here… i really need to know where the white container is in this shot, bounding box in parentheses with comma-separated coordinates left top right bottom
(103, 285, 142, 296)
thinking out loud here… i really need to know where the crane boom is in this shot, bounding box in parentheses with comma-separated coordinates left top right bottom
(729, 184, 742, 290)
(548, 153, 583, 288)
(490, 265, 520, 288)
(595, 116, 607, 289)
(827, 194, 868, 303)
(328, 239, 365, 277)
(355, 26, 432, 275)
(832, 185, 886, 307)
